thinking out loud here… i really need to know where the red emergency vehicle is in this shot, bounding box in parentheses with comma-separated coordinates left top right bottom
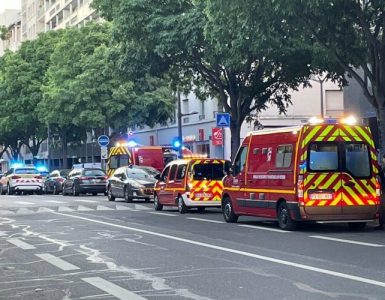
(222, 117, 381, 230)
(107, 144, 192, 176)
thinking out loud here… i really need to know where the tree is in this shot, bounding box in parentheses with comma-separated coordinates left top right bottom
(92, 0, 317, 158)
(276, 0, 385, 153)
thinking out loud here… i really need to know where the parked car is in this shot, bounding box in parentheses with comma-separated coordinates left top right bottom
(131, 165, 160, 178)
(107, 166, 156, 202)
(154, 158, 230, 213)
(44, 169, 71, 194)
(62, 168, 107, 196)
(0, 167, 43, 195)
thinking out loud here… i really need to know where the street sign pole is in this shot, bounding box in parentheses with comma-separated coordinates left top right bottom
(216, 113, 230, 160)
(222, 128, 225, 159)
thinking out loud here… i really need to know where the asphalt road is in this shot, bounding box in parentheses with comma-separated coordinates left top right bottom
(1, 194, 385, 300)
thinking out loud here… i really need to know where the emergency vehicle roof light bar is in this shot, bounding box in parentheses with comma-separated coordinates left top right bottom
(308, 117, 324, 124)
(308, 116, 358, 126)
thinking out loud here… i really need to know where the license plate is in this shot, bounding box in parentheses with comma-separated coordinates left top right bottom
(309, 193, 333, 200)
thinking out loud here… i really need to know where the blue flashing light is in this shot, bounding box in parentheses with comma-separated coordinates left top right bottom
(11, 162, 24, 169)
(172, 138, 182, 149)
(127, 140, 137, 148)
(325, 118, 338, 124)
(36, 165, 48, 172)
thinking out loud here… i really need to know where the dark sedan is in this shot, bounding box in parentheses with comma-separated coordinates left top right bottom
(107, 166, 156, 202)
(62, 168, 107, 196)
(44, 169, 70, 194)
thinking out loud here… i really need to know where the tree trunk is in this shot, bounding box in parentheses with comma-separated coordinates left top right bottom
(62, 129, 68, 169)
(230, 119, 241, 161)
(377, 104, 385, 158)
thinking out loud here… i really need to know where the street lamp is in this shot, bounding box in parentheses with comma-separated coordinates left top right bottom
(311, 75, 327, 118)
(177, 90, 198, 157)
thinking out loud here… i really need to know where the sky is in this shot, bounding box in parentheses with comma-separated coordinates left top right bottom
(0, 0, 21, 14)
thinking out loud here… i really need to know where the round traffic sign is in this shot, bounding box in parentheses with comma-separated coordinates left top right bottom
(98, 135, 110, 147)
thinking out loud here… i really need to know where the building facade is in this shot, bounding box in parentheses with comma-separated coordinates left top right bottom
(0, 9, 21, 55)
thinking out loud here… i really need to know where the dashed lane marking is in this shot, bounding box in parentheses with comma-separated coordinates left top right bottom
(15, 201, 34, 205)
(96, 205, 115, 211)
(46, 200, 66, 204)
(134, 204, 152, 210)
(187, 217, 225, 224)
(309, 235, 385, 247)
(82, 277, 146, 300)
(54, 212, 385, 289)
(238, 224, 290, 233)
(147, 212, 177, 217)
(7, 238, 36, 250)
(58, 206, 75, 212)
(75, 199, 99, 203)
(35, 253, 80, 271)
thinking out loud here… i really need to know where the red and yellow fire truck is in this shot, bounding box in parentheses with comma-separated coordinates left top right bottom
(107, 144, 192, 176)
(222, 117, 381, 230)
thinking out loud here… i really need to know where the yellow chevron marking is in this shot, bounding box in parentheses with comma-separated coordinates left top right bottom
(304, 126, 322, 145)
(320, 125, 334, 137)
(353, 182, 368, 196)
(306, 200, 315, 206)
(342, 193, 354, 205)
(354, 126, 372, 144)
(342, 136, 352, 141)
(318, 200, 327, 206)
(321, 174, 338, 189)
(330, 193, 341, 206)
(344, 186, 364, 205)
(312, 174, 327, 188)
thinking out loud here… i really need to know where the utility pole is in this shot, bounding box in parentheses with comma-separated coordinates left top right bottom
(47, 123, 51, 171)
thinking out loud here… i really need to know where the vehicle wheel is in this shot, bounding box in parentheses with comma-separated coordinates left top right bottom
(222, 196, 238, 223)
(53, 184, 59, 195)
(92, 192, 97, 196)
(72, 185, 79, 196)
(124, 187, 133, 203)
(154, 194, 163, 211)
(348, 222, 366, 230)
(0, 185, 5, 195)
(62, 187, 67, 196)
(177, 196, 188, 214)
(277, 202, 297, 231)
(107, 185, 115, 201)
(104, 191, 108, 196)
(144, 197, 151, 203)
(7, 185, 13, 195)
(197, 207, 205, 213)
(36, 189, 43, 195)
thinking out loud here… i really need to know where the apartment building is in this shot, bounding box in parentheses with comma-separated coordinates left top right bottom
(45, 0, 97, 30)
(21, 0, 45, 40)
(0, 9, 21, 55)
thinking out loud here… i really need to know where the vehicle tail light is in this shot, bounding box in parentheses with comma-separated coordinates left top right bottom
(103, 176, 108, 180)
(58, 178, 65, 182)
(80, 176, 91, 181)
(297, 175, 304, 204)
(34, 175, 42, 179)
(376, 176, 381, 204)
(11, 175, 21, 180)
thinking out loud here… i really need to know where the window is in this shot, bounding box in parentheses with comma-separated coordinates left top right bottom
(15, 168, 38, 174)
(176, 164, 187, 180)
(193, 163, 225, 180)
(160, 166, 170, 181)
(276, 145, 293, 168)
(308, 142, 338, 172)
(120, 155, 130, 167)
(169, 164, 177, 181)
(84, 169, 106, 176)
(126, 168, 150, 180)
(344, 143, 371, 178)
(109, 156, 118, 169)
(233, 146, 248, 176)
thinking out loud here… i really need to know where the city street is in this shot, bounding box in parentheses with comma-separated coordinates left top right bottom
(1, 194, 385, 299)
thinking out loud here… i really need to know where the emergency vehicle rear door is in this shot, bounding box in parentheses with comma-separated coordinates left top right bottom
(339, 127, 377, 216)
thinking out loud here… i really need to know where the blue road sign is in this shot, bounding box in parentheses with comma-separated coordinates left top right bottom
(98, 135, 110, 147)
(216, 113, 231, 127)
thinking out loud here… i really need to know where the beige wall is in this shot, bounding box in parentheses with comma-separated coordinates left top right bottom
(0, 9, 21, 55)
(21, 0, 45, 41)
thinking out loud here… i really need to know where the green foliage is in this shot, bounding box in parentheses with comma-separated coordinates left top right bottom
(0, 25, 9, 40)
(93, 0, 319, 157)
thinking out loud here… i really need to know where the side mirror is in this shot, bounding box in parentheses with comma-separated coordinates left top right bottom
(227, 167, 233, 175)
(155, 174, 161, 180)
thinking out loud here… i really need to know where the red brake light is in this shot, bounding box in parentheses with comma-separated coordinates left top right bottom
(376, 176, 381, 203)
(58, 178, 65, 182)
(11, 175, 21, 179)
(34, 175, 42, 179)
(80, 176, 90, 180)
(297, 175, 304, 203)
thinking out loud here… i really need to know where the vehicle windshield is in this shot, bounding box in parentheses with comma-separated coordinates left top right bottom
(135, 166, 159, 177)
(60, 170, 70, 177)
(109, 154, 130, 169)
(84, 169, 106, 176)
(308, 142, 371, 177)
(15, 168, 39, 174)
(126, 168, 151, 180)
(192, 163, 225, 180)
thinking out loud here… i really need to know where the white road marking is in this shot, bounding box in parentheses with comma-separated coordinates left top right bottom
(82, 277, 146, 300)
(238, 224, 290, 233)
(76, 199, 98, 203)
(35, 253, 79, 271)
(47, 200, 66, 204)
(77, 205, 94, 211)
(16, 208, 35, 214)
(96, 205, 114, 211)
(147, 212, 177, 217)
(187, 217, 225, 224)
(7, 238, 36, 250)
(36, 207, 55, 213)
(54, 212, 385, 289)
(58, 206, 74, 212)
(309, 235, 384, 247)
(134, 204, 152, 210)
(115, 205, 132, 210)
(15, 201, 34, 205)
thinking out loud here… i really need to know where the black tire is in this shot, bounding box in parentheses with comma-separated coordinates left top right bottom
(124, 187, 133, 203)
(92, 192, 97, 196)
(0, 185, 5, 195)
(154, 194, 163, 211)
(62, 187, 67, 196)
(36, 189, 43, 195)
(348, 222, 367, 230)
(197, 207, 206, 213)
(107, 185, 115, 201)
(72, 184, 79, 196)
(277, 202, 297, 231)
(222, 196, 238, 223)
(177, 196, 188, 214)
(144, 197, 151, 203)
(104, 191, 108, 196)
(7, 184, 13, 195)
(53, 184, 59, 195)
